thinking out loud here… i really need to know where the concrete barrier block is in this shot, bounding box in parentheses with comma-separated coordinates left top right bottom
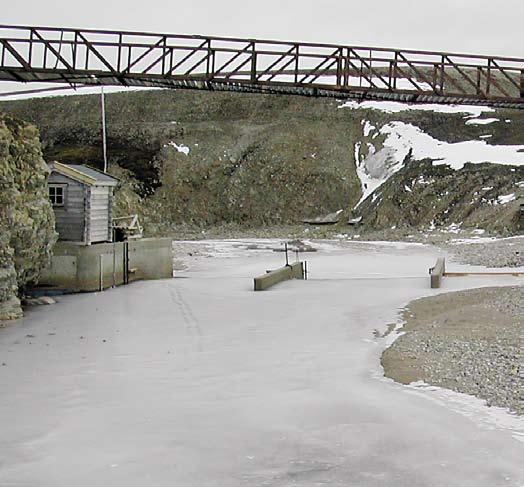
(254, 262, 304, 291)
(430, 257, 446, 289)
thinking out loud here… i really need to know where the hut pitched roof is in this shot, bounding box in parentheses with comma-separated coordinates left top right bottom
(49, 161, 119, 187)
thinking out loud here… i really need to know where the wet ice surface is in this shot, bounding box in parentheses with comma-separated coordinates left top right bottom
(1, 240, 523, 487)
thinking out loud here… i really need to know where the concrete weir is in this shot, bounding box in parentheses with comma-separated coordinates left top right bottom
(254, 261, 305, 291)
(429, 257, 523, 288)
(38, 238, 173, 292)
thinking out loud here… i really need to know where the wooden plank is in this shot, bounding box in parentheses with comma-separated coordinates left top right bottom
(444, 272, 523, 277)
(56, 216, 83, 226)
(56, 219, 85, 225)
(90, 232, 110, 242)
(56, 221, 84, 229)
(90, 186, 109, 194)
(55, 207, 84, 214)
(49, 173, 79, 185)
(55, 214, 84, 221)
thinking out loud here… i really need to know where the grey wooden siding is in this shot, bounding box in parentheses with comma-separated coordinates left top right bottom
(48, 173, 86, 242)
(107, 188, 114, 242)
(87, 186, 111, 243)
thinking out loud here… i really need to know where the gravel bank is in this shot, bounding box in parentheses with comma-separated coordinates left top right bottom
(382, 286, 523, 415)
(442, 236, 523, 268)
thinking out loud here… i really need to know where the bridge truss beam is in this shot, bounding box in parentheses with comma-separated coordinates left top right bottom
(0, 25, 523, 108)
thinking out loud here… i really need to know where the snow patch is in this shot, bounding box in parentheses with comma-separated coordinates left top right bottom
(362, 120, 376, 137)
(166, 141, 190, 155)
(497, 193, 516, 205)
(349, 107, 522, 210)
(354, 145, 401, 206)
(339, 100, 494, 117)
(417, 176, 434, 185)
(395, 78, 433, 91)
(443, 222, 462, 233)
(380, 121, 524, 170)
(465, 118, 499, 126)
(449, 235, 523, 245)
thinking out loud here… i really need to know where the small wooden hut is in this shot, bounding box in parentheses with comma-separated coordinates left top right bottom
(47, 162, 119, 245)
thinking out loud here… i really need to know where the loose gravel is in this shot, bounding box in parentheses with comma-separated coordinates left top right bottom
(442, 236, 523, 268)
(382, 286, 523, 415)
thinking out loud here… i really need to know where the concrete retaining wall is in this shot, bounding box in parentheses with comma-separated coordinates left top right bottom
(254, 262, 305, 291)
(39, 238, 173, 292)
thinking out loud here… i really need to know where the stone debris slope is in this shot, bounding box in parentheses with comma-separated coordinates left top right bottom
(1, 90, 522, 235)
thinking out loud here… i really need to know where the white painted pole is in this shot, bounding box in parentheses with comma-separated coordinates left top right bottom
(101, 86, 108, 173)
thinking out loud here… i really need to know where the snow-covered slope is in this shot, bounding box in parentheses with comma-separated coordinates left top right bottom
(341, 101, 524, 209)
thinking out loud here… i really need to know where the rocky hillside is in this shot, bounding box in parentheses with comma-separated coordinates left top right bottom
(0, 90, 522, 235)
(0, 115, 56, 320)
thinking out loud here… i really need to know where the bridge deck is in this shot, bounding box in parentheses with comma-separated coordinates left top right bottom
(1, 25, 523, 108)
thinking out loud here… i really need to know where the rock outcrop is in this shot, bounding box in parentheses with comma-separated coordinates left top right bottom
(0, 115, 57, 320)
(1, 90, 522, 235)
(356, 158, 523, 234)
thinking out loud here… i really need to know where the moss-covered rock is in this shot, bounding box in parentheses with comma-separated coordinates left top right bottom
(0, 115, 57, 320)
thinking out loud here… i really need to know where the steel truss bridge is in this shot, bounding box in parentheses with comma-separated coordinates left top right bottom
(1, 25, 523, 108)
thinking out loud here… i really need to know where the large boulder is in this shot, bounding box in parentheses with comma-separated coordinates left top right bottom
(0, 115, 57, 320)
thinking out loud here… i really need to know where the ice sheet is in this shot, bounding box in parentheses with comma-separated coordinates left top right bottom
(1, 241, 522, 486)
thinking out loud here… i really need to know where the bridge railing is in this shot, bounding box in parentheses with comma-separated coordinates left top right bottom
(1, 25, 523, 104)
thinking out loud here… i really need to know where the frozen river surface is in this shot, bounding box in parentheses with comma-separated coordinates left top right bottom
(0, 240, 523, 487)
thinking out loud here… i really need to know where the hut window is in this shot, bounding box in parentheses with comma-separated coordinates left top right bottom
(49, 185, 65, 206)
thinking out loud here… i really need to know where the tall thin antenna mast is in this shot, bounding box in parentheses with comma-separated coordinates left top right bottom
(101, 86, 108, 173)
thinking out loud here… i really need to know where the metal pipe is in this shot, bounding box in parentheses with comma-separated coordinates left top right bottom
(100, 85, 108, 173)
